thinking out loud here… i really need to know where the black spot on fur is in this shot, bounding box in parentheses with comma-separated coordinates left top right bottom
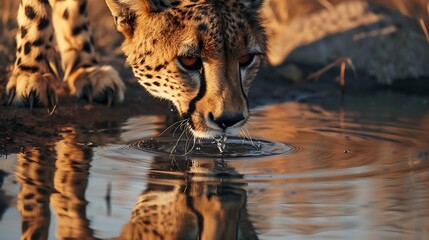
(35, 53, 44, 62)
(154, 64, 164, 71)
(81, 64, 93, 68)
(20, 27, 27, 38)
(153, 82, 160, 86)
(16, 57, 21, 65)
(83, 41, 91, 53)
(25, 6, 36, 19)
(24, 42, 31, 55)
(145, 74, 153, 79)
(171, 1, 180, 6)
(19, 65, 39, 72)
(36, 187, 49, 195)
(63, 9, 69, 20)
(38, 17, 50, 30)
(33, 38, 44, 46)
(198, 23, 207, 31)
(24, 204, 33, 211)
(82, 22, 89, 31)
(143, 82, 152, 86)
(72, 26, 83, 36)
(24, 193, 35, 199)
(79, 1, 87, 15)
(39, 0, 49, 4)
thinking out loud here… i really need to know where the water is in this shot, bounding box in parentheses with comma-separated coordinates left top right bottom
(132, 137, 292, 158)
(0, 92, 429, 239)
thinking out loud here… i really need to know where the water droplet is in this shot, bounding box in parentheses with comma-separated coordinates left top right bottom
(213, 134, 228, 153)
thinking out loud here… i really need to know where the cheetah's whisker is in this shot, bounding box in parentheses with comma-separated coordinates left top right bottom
(170, 126, 188, 156)
(158, 118, 188, 137)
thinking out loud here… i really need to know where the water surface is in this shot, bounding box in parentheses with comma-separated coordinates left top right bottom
(0, 91, 429, 239)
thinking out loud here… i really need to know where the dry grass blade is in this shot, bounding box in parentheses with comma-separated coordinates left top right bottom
(340, 61, 346, 88)
(302, 57, 356, 83)
(48, 105, 57, 116)
(420, 3, 429, 43)
(419, 19, 429, 43)
(296, 57, 356, 94)
(317, 0, 334, 10)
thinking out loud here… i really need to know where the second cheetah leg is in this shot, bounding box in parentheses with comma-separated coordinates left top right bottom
(52, 0, 125, 106)
(50, 129, 95, 239)
(6, 1, 59, 109)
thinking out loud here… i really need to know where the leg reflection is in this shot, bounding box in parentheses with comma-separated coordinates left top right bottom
(15, 128, 96, 240)
(51, 128, 95, 239)
(16, 148, 54, 240)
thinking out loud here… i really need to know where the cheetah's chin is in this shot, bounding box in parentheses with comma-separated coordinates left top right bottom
(190, 127, 240, 139)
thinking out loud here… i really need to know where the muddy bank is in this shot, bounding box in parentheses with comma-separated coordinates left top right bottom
(0, 78, 168, 155)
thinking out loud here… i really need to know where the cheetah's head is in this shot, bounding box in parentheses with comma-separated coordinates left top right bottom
(106, 0, 266, 138)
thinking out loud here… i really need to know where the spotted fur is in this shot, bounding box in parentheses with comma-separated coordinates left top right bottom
(8, 0, 266, 137)
(106, 0, 267, 138)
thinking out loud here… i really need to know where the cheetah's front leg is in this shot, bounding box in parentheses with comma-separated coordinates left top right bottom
(52, 0, 125, 106)
(6, 1, 60, 109)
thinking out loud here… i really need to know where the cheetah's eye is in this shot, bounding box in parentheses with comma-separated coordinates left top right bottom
(177, 56, 202, 71)
(239, 54, 256, 68)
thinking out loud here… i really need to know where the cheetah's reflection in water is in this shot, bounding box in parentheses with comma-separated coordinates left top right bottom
(16, 128, 258, 240)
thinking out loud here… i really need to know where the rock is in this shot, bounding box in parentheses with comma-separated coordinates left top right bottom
(263, 1, 429, 88)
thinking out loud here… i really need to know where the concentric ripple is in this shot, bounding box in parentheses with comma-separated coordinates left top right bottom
(130, 136, 293, 158)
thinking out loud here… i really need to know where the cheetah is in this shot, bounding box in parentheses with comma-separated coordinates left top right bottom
(7, 0, 267, 138)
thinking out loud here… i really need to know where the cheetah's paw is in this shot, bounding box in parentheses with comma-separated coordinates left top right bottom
(68, 65, 126, 107)
(6, 71, 58, 111)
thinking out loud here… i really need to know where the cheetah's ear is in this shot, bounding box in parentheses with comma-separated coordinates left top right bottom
(238, 0, 264, 9)
(105, 0, 172, 38)
(106, 0, 172, 14)
(105, 0, 139, 39)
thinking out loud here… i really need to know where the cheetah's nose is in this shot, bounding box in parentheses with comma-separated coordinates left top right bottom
(209, 112, 246, 130)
